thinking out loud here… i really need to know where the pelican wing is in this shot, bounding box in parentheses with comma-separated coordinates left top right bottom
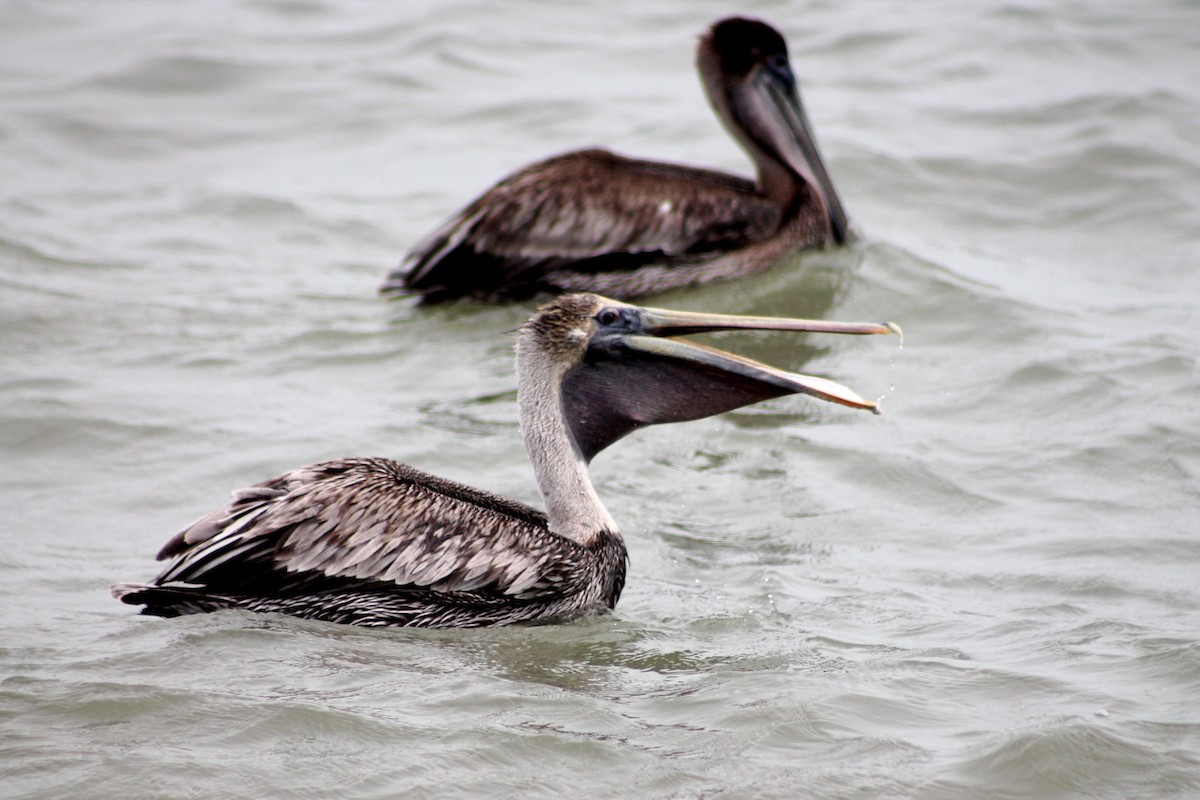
(153, 458, 594, 600)
(391, 149, 781, 300)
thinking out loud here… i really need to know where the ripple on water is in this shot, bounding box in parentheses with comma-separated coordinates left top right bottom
(929, 720, 1200, 798)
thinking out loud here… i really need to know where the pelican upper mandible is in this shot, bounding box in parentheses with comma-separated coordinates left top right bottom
(382, 16, 848, 303)
(113, 294, 899, 628)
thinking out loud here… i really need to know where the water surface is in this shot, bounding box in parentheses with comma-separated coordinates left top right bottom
(2, 1, 1199, 798)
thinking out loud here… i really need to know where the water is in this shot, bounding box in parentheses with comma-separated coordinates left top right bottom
(3, 1, 1199, 797)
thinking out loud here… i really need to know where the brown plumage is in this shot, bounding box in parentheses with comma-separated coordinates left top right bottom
(116, 459, 624, 627)
(382, 16, 848, 303)
(114, 294, 898, 628)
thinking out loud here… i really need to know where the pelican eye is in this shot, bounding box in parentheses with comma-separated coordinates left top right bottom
(596, 309, 621, 326)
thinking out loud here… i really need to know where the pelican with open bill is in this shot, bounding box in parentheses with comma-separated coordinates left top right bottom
(113, 294, 900, 628)
(382, 16, 848, 302)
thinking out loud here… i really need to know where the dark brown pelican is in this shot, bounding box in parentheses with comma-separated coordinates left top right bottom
(381, 16, 847, 303)
(113, 294, 898, 628)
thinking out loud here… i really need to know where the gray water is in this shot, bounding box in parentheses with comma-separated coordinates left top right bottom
(2, 1, 1199, 797)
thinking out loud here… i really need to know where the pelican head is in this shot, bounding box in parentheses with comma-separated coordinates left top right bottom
(698, 17, 848, 243)
(519, 294, 898, 463)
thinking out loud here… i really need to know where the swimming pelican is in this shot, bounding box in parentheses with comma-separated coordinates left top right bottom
(113, 294, 897, 627)
(381, 16, 847, 303)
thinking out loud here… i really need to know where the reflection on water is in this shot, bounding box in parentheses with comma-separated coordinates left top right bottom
(2, 1, 1199, 798)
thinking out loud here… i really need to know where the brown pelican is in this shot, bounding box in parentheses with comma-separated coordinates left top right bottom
(381, 16, 847, 303)
(113, 294, 898, 628)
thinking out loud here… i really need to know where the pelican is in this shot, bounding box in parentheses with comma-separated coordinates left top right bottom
(113, 294, 898, 627)
(381, 16, 847, 303)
